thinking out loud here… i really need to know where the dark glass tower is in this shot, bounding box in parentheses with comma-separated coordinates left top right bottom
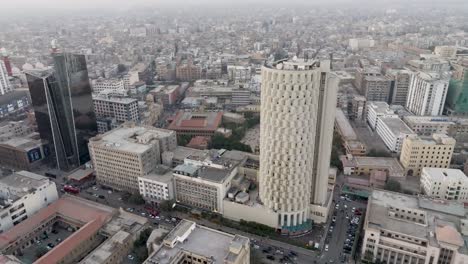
(26, 53, 97, 171)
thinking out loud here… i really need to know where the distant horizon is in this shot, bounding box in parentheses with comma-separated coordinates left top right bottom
(1, 0, 468, 11)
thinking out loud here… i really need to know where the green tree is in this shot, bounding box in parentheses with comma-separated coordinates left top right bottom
(177, 134, 192, 146)
(133, 228, 152, 261)
(159, 200, 175, 211)
(367, 149, 391, 157)
(384, 179, 402, 192)
(117, 64, 127, 73)
(128, 193, 145, 205)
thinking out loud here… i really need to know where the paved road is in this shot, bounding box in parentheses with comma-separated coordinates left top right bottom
(51, 170, 369, 264)
(75, 185, 318, 264)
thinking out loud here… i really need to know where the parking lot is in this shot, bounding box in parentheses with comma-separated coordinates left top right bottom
(318, 186, 367, 264)
(18, 225, 75, 263)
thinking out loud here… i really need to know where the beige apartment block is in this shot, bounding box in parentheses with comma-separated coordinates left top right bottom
(362, 190, 468, 264)
(400, 134, 455, 176)
(88, 123, 176, 192)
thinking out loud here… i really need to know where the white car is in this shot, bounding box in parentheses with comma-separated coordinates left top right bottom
(127, 255, 134, 260)
(325, 244, 329, 251)
(344, 204, 348, 209)
(155, 216, 160, 220)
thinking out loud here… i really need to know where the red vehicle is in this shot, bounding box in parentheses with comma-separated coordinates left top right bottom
(144, 206, 159, 216)
(64, 185, 80, 194)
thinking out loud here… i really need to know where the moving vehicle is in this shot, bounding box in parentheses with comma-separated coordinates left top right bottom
(64, 185, 79, 194)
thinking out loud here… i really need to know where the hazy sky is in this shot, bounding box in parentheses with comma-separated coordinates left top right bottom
(1, 0, 466, 10)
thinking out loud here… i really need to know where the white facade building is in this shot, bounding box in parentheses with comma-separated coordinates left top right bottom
(366, 101, 398, 130)
(173, 162, 238, 214)
(0, 60, 12, 95)
(92, 78, 125, 93)
(421, 168, 468, 201)
(124, 72, 140, 89)
(406, 71, 450, 116)
(227, 66, 252, 83)
(0, 171, 58, 233)
(403, 116, 454, 136)
(138, 165, 174, 202)
(376, 117, 416, 153)
(259, 58, 338, 231)
(349, 38, 375, 51)
(362, 190, 468, 264)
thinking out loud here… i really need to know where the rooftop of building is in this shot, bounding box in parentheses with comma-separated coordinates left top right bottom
(341, 155, 404, 177)
(366, 189, 468, 252)
(0, 171, 52, 204)
(140, 165, 173, 183)
(335, 108, 357, 141)
(92, 94, 137, 104)
(130, 63, 147, 72)
(380, 117, 415, 135)
(146, 220, 248, 264)
(89, 124, 174, 153)
(406, 133, 456, 145)
(413, 70, 450, 81)
(170, 146, 210, 162)
(80, 230, 131, 264)
(0, 90, 29, 106)
(0, 134, 43, 151)
(264, 57, 320, 71)
(403, 115, 455, 125)
(367, 101, 394, 114)
(67, 168, 94, 182)
(422, 168, 468, 182)
(167, 111, 223, 131)
(174, 161, 235, 183)
(364, 75, 389, 82)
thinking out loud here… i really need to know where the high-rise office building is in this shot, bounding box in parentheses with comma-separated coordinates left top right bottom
(259, 58, 338, 232)
(446, 62, 468, 116)
(0, 48, 12, 77)
(387, 69, 412, 106)
(26, 53, 97, 171)
(406, 71, 449, 116)
(0, 60, 12, 95)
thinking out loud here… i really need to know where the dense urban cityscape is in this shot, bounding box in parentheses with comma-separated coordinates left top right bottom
(1, 1, 468, 263)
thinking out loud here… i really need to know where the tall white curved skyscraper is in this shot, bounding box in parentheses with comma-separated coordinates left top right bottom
(259, 58, 338, 233)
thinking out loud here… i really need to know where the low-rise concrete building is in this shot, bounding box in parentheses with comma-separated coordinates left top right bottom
(0, 195, 149, 264)
(144, 219, 250, 264)
(138, 165, 174, 203)
(167, 111, 223, 137)
(376, 117, 416, 153)
(340, 154, 405, 179)
(400, 134, 455, 176)
(335, 108, 367, 155)
(367, 101, 398, 130)
(173, 162, 238, 214)
(0, 171, 58, 233)
(420, 168, 468, 201)
(362, 189, 468, 264)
